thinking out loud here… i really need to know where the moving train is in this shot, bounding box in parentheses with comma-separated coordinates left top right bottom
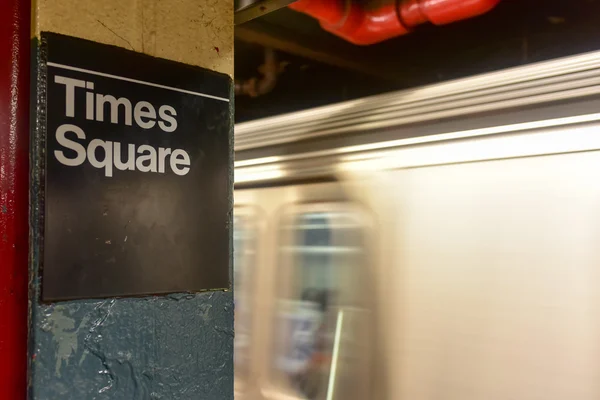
(232, 50, 600, 400)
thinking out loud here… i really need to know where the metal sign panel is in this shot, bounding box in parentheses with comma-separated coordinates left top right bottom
(39, 33, 232, 301)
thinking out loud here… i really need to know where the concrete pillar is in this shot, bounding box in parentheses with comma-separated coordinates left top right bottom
(27, 1, 234, 399)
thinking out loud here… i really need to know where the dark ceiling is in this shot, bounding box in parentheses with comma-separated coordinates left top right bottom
(235, 0, 600, 123)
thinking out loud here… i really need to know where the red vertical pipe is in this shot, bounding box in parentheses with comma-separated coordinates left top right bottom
(0, 0, 30, 398)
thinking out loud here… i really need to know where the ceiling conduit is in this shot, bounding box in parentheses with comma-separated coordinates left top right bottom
(289, 0, 501, 45)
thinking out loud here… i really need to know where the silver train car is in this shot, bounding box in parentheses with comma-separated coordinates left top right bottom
(232, 50, 600, 400)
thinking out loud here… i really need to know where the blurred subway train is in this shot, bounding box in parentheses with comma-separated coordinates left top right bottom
(232, 50, 600, 400)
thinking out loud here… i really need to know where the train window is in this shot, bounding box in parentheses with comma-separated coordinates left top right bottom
(234, 211, 256, 384)
(271, 206, 372, 400)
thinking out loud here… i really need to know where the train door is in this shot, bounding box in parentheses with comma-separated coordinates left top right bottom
(234, 183, 380, 400)
(264, 199, 375, 400)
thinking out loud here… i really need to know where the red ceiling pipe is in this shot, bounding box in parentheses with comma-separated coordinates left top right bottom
(289, 0, 501, 45)
(410, 0, 502, 25)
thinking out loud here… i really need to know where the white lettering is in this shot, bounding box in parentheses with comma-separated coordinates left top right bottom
(55, 131, 189, 177)
(87, 139, 114, 177)
(134, 101, 157, 129)
(54, 124, 86, 166)
(170, 149, 190, 176)
(158, 105, 178, 132)
(52, 78, 188, 176)
(96, 94, 132, 126)
(136, 145, 158, 173)
(158, 147, 172, 173)
(113, 142, 136, 171)
(54, 76, 86, 117)
(86, 91, 94, 120)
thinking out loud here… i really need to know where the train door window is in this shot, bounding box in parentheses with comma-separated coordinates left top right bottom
(234, 210, 256, 385)
(271, 205, 372, 400)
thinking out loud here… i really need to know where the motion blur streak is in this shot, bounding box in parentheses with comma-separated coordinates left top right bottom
(325, 310, 344, 400)
(233, 49, 600, 400)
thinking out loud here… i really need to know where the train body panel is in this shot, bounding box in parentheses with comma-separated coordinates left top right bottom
(233, 50, 600, 400)
(381, 152, 600, 399)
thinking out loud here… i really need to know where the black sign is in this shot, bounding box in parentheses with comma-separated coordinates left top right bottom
(39, 33, 232, 301)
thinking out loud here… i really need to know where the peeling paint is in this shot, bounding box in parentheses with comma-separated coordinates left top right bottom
(42, 306, 91, 377)
(199, 303, 212, 322)
(30, 293, 233, 399)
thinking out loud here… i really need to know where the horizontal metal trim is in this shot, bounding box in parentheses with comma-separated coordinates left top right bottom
(235, 50, 600, 151)
(234, 114, 600, 184)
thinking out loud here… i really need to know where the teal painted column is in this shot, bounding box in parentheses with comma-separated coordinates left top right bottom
(28, 1, 234, 398)
(29, 294, 233, 398)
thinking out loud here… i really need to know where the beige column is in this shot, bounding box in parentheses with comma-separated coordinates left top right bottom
(32, 0, 233, 76)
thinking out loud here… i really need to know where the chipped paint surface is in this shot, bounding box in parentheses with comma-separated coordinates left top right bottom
(30, 293, 233, 399)
(40, 306, 90, 377)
